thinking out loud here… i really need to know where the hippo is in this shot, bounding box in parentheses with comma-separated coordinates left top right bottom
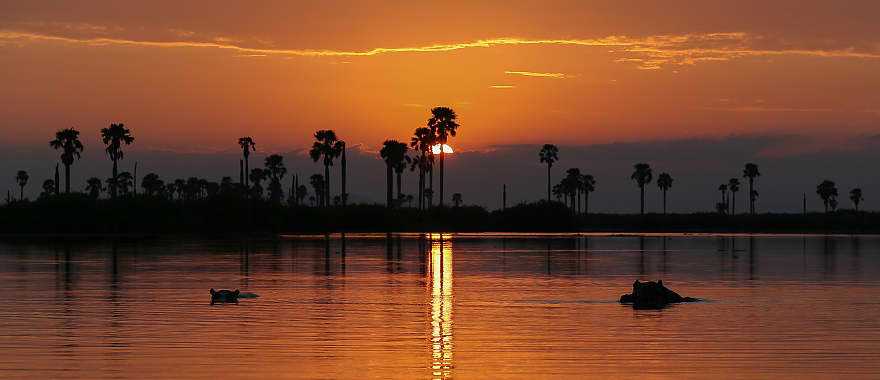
(210, 288, 240, 304)
(619, 280, 698, 309)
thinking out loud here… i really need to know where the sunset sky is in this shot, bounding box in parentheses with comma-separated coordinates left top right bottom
(2, 1, 879, 210)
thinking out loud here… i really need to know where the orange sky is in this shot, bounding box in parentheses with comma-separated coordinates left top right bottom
(1, 0, 879, 153)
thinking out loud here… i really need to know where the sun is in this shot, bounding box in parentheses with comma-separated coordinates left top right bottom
(432, 144, 454, 154)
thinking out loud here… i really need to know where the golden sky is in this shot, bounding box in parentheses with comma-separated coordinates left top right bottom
(1, 0, 879, 152)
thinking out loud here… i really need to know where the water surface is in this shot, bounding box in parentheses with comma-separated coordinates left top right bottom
(1, 233, 879, 379)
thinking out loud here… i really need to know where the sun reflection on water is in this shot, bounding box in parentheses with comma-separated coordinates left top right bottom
(429, 233, 453, 379)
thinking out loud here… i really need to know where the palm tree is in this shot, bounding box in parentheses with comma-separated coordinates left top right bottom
(295, 184, 309, 206)
(309, 174, 324, 207)
(410, 127, 435, 210)
(380, 140, 408, 208)
(728, 178, 740, 215)
(816, 180, 838, 213)
(15, 170, 28, 201)
(112, 172, 134, 196)
(264, 154, 287, 203)
(656, 172, 673, 215)
(718, 184, 728, 214)
(141, 173, 164, 196)
(40, 179, 55, 198)
(427, 107, 459, 207)
(743, 163, 760, 214)
(563, 168, 581, 211)
(582, 174, 596, 214)
(238, 137, 256, 187)
(631, 163, 653, 215)
(309, 130, 344, 207)
(49, 128, 84, 193)
(340, 140, 347, 206)
(850, 188, 863, 211)
(85, 177, 103, 199)
(539, 144, 559, 202)
(100, 123, 135, 198)
(452, 193, 463, 207)
(394, 151, 411, 201)
(249, 168, 268, 199)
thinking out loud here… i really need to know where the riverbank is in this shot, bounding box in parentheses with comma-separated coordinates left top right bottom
(1, 195, 877, 235)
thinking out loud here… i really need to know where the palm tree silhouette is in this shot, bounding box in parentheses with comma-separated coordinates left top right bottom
(111, 172, 134, 196)
(141, 173, 164, 196)
(582, 174, 596, 214)
(296, 184, 309, 206)
(100, 123, 134, 199)
(40, 179, 55, 198)
(309, 174, 324, 206)
(49, 128, 84, 193)
(563, 168, 581, 211)
(452, 193, 463, 207)
(340, 140, 347, 206)
(850, 188, 863, 211)
(238, 137, 256, 187)
(743, 163, 760, 214)
(309, 130, 344, 207)
(718, 184, 728, 214)
(85, 177, 103, 199)
(410, 127, 435, 210)
(380, 140, 408, 208)
(264, 154, 287, 203)
(539, 144, 559, 202)
(728, 178, 740, 215)
(427, 107, 459, 207)
(816, 180, 838, 213)
(656, 172, 673, 215)
(249, 168, 268, 199)
(15, 170, 29, 201)
(631, 163, 653, 215)
(394, 151, 412, 201)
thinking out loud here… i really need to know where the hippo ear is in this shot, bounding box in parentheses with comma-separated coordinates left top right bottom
(210, 288, 216, 295)
(633, 280, 640, 288)
(658, 280, 663, 286)
(234, 289, 240, 296)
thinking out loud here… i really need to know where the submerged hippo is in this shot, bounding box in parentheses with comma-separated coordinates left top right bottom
(619, 280, 698, 309)
(210, 288, 240, 303)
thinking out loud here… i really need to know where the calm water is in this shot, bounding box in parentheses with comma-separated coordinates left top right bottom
(1, 233, 880, 379)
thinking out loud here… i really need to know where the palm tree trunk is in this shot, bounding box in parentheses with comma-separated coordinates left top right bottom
(111, 159, 118, 198)
(20, 186, 24, 201)
(732, 192, 736, 215)
(341, 146, 347, 207)
(749, 179, 754, 214)
(546, 164, 551, 202)
(244, 156, 249, 188)
(324, 164, 331, 208)
(428, 167, 434, 208)
(439, 151, 445, 207)
(585, 192, 590, 215)
(663, 189, 667, 215)
(396, 171, 402, 202)
(386, 164, 393, 208)
(640, 185, 645, 215)
(64, 163, 71, 193)
(418, 168, 424, 211)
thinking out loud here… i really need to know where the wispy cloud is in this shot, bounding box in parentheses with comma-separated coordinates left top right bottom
(702, 105, 834, 113)
(489, 85, 516, 89)
(2, 29, 880, 69)
(505, 70, 567, 79)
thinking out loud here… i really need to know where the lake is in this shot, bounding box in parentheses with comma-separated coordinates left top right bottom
(1, 233, 879, 379)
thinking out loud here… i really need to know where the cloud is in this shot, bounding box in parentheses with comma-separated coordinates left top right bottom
(505, 71, 567, 79)
(2, 29, 880, 69)
(489, 85, 516, 89)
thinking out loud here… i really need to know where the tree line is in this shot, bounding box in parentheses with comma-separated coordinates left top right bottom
(5, 106, 868, 215)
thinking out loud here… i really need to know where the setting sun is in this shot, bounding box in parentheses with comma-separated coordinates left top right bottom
(432, 144, 454, 154)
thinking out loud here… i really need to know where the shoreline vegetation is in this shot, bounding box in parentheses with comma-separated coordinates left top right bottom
(5, 106, 872, 237)
(1, 195, 877, 237)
